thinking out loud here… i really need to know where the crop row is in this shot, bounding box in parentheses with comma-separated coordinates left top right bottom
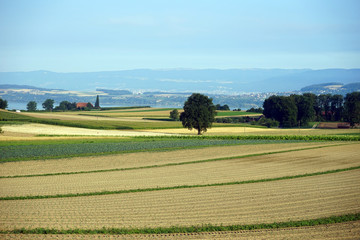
(0, 139, 306, 162)
(2, 213, 359, 234)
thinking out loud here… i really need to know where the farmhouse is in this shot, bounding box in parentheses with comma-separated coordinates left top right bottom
(76, 102, 93, 109)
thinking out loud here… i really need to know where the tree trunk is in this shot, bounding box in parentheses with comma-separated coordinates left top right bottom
(197, 129, 202, 135)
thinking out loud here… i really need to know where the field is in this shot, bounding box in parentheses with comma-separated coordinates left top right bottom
(0, 108, 360, 239)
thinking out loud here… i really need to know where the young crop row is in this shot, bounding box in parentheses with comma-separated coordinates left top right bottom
(0, 139, 306, 162)
(2, 213, 359, 234)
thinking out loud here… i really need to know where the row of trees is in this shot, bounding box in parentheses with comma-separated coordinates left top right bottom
(26, 95, 100, 112)
(263, 92, 360, 127)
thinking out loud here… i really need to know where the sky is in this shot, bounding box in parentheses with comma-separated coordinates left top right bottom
(0, 0, 360, 72)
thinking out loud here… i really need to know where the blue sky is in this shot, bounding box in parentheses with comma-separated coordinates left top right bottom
(1, 0, 359, 72)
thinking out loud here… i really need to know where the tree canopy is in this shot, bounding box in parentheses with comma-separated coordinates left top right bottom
(180, 93, 217, 135)
(169, 109, 180, 121)
(26, 101, 37, 111)
(263, 95, 298, 128)
(42, 99, 54, 111)
(0, 99, 8, 109)
(344, 92, 360, 126)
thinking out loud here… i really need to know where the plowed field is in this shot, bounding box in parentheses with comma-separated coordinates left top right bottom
(1, 144, 359, 197)
(0, 142, 337, 176)
(0, 139, 359, 238)
(1, 169, 359, 230)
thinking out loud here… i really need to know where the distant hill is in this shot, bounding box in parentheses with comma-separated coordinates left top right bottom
(301, 82, 360, 94)
(1, 68, 359, 93)
(0, 84, 62, 91)
(96, 89, 132, 95)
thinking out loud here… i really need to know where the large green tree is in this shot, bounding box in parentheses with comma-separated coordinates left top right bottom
(169, 109, 180, 121)
(180, 93, 217, 135)
(290, 94, 315, 126)
(26, 101, 37, 111)
(263, 95, 297, 128)
(344, 92, 360, 126)
(0, 98, 8, 109)
(330, 94, 344, 121)
(42, 99, 54, 111)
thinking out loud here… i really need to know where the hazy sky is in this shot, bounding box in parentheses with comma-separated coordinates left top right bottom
(1, 0, 359, 72)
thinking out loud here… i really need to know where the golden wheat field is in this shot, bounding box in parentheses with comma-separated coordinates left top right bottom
(1, 169, 359, 229)
(1, 143, 359, 197)
(0, 142, 337, 176)
(1, 137, 360, 239)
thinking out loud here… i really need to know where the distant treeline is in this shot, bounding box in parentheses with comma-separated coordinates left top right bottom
(263, 92, 360, 127)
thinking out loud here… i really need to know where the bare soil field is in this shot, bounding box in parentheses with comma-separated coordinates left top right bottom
(1, 144, 359, 197)
(1, 221, 359, 239)
(1, 169, 359, 230)
(1, 123, 174, 137)
(0, 142, 338, 176)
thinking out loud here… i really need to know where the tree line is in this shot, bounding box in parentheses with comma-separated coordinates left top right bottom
(26, 95, 101, 112)
(263, 92, 360, 127)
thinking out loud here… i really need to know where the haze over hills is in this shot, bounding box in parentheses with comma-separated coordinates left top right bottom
(1, 68, 359, 94)
(1, 68, 359, 110)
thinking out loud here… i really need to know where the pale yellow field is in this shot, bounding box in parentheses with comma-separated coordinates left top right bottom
(1, 169, 359, 230)
(0, 142, 338, 176)
(1, 144, 359, 197)
(1, 123, 174, 137)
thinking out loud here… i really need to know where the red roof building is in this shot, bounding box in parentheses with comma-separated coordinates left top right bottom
(76, 102, 93, 109)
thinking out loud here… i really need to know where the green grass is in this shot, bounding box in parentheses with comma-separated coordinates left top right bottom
(2, 165, 359, 200)
(2, 213, 359, 234)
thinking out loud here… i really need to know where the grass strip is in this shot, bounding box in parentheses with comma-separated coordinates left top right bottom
(1, 165, 359, 201)
(1, 213, 359, 234)
(0, 143, 347, 178)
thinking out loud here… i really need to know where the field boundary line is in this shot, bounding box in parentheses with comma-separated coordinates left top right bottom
(1, 165, 359, 200)
(1, 213, 359, 234)
(0, 143, 348, 178)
